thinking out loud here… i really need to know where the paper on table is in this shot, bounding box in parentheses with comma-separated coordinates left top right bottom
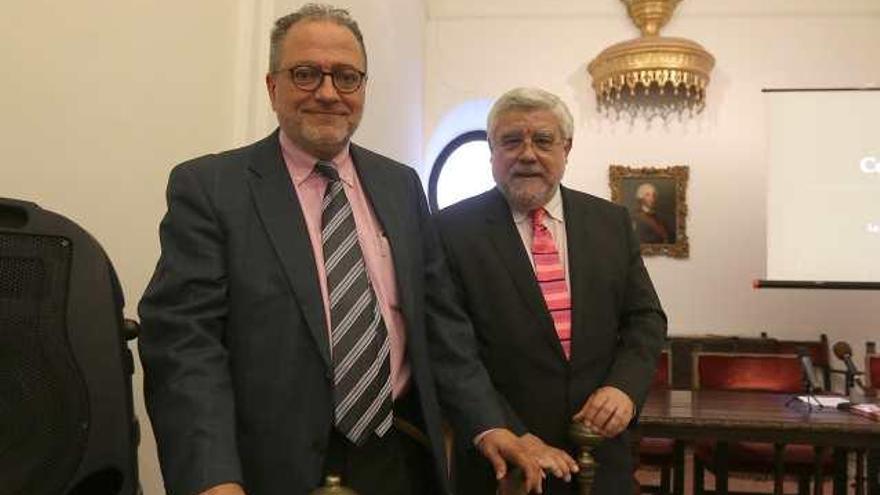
(849, 403, 880, 421)
(795, 395, 850, 407)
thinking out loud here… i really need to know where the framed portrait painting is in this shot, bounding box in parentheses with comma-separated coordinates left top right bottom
(609, 165, 689, 258)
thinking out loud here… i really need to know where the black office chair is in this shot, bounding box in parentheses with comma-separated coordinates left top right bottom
(0, 198, 139, 495)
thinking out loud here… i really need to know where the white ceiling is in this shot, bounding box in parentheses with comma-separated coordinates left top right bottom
(426, 0, 880, 20)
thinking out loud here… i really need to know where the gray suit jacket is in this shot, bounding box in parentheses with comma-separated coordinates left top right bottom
(139, 131, 505, 495)
(435, 187, 667, 495)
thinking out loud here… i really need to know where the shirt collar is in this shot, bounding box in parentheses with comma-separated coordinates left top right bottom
(511, 186, 565, 225)
(278, 129, 354, 186)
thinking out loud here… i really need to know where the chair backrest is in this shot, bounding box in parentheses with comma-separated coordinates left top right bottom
(693, 352, 804, 393)
(0, 198, 138, 495)
(651, 349, 671, 390)
(867, 341, 879, 395)
(771, 333, 831, 390)
(668, 335, 778, 389)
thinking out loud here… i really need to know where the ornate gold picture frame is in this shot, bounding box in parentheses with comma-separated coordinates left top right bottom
(609, 165, 689, 258)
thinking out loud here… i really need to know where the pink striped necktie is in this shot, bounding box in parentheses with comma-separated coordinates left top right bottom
(530, 208, 572, 359)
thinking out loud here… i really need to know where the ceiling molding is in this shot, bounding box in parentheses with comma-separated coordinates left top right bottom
(427, 0, 880, 20)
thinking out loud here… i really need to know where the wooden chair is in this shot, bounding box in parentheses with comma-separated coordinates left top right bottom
(667, 335, 780, 389)
(692, 352, 834, 495)
(764, 333, 832, 391)
(867, 341, 879, 397)
(637, 350, 677, 495)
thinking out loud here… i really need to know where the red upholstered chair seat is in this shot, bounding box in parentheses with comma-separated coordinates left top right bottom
(640, 437, 675, 457)
(694, 440, 833, 475)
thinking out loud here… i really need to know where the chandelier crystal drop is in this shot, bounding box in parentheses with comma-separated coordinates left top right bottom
(588, 0, 715, 119)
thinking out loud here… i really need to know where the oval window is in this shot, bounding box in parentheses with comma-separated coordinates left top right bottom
(428, 130, 494, 211)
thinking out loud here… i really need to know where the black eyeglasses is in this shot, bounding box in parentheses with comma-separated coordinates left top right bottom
(278, 64, 367, 94)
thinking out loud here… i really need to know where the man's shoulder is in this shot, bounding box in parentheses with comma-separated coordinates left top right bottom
(435, 188, 498, 223)
(562, 186, 626, 216)
(172, 133, 276, 178)
(349, 143, 415, 176)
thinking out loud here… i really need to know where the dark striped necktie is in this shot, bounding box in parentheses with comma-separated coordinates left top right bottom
(315, 160, 393, 445)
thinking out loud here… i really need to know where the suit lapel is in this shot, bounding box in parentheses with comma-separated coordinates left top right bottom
(349, 145, 413, 320)
(483, 189, 566, 360)
(561, 186, 597, 364)
(246, 131, 331, 368)
(350, 145, 401, 248)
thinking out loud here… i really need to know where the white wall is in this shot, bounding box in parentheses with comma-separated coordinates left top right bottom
(0, 2, 239, 494)
(333, 0, 426, 168)
(1, 1, 425, 493)
(3, 0, 877, 493)
(425, 0, 880, 358)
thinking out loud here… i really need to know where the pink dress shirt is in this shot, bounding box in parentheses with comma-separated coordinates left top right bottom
(279, 132, 411, 399)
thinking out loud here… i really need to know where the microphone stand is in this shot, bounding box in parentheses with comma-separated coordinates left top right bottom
(787, 371, 824, 412)
(829, 368, 865, 396)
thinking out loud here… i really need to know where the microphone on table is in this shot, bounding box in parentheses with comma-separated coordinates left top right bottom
(796, 346, 823, 393)
(783, 347, 823, 410)
(832, 341, 865, 394)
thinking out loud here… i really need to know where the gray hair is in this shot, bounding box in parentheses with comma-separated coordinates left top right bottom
(486, 87, 574, 143)
(636, 182, 657, 201)
(269, 3, 367, 73)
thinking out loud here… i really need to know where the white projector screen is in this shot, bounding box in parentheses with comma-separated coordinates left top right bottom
(765, 89, 880, 285)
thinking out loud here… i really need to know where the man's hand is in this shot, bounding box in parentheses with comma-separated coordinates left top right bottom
(520, 434, 579, 482)
(199, 483, 246, 495)
(477, 429, 545, 493)
(572, 386, 635, 438)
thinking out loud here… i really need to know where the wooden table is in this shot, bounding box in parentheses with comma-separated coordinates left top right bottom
(637, 390, 880, 495)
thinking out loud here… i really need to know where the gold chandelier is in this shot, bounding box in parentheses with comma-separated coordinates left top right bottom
(588, 0, 715, 118)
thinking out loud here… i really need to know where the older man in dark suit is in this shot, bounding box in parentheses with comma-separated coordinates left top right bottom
(138, 5, 545, 495)
(435, 87, 667, 494)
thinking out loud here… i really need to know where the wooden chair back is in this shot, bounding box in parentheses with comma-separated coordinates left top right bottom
(867, 341, 879, 396)
(769, 333, 831, 390)
(668, 335, 778, 389)
(693, 352, 804, 393)
(651, 349, 671, 390)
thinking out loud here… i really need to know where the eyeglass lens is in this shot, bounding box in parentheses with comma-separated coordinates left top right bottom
(290, 65, 364, 93)
(498, 131, 560, 153)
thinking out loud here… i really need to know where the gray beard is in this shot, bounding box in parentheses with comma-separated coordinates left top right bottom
(500, 183, 555, 213)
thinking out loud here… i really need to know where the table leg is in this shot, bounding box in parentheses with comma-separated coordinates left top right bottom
(673, 441, 685, 495)
(714, 442, 729, 495)
(856, 450, 865, 495)
(694, 455, 705, 495)
(832, 449, 847, 495)
(814, 446, 826, 495)
(660, 467, 670, 495)
(774, 443, 785, 495)
(867, 449, 878, 495)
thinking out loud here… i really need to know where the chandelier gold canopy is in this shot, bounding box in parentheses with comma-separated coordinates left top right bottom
(588, 0, 715, 117)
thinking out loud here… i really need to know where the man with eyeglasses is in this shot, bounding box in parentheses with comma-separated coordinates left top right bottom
(138, 5, 547, 495)
(434, 87, 667, 494)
